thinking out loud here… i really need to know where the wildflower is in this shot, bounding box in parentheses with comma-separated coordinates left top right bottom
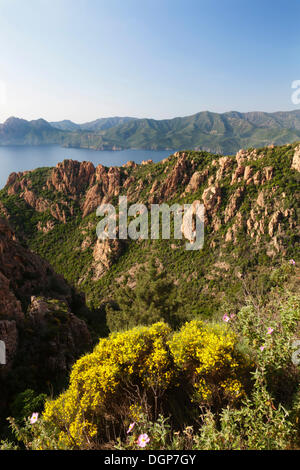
(30, 413, 39, 424)
(267, 327, 274, 335)
(289, 259, 296, 265)
(223, 314, 230, 323)
(260, 345, 265, 352)
(230, 313, 236, 320)
(127, 422, 136, 434)
(137, 433, 150, 448)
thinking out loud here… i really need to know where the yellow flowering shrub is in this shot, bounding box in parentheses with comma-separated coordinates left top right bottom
(43, 321, 251, 448)
(43, 323, 174, 447)
(169, 320, 251, 407)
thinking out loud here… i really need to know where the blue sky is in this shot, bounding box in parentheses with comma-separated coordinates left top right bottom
(0, 0, 299, 122)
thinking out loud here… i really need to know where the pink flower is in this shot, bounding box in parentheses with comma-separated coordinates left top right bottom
(137, 433, 150, 448)
(30, 413, 39, 424)
(230, 313, 236, 320)
(127, 422, 136, 434)
(223, 314, 230, 323)
(289, 259, 296, 265)
(267, 327, 274, 335)
(260, 345, 265, 352)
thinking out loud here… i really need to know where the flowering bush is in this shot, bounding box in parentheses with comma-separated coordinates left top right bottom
(43, 320, 250, 448)
(193, 370, 296, 450)
(0, 415, 68, 450)
(3, 291, 299, 450)
(116, 413, 171, 450)
(232, 293, 300, 405)
(169, 320, 252, 408)
(43, 322, 174, 448)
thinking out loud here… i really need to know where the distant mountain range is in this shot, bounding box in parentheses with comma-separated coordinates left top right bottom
(50, 116, 137, 132)
(1, 110, 300, 154)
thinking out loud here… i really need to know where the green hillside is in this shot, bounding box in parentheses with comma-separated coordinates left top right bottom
(0, 142, 299, 329)
(2, 111, 300, 154)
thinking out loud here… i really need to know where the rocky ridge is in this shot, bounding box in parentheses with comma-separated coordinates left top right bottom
(0, 142, 299, 306)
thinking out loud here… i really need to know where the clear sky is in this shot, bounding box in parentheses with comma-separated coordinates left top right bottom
(0, 0, 299, 123)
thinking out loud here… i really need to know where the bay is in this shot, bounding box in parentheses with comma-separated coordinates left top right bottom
(0, 145, 175, 189)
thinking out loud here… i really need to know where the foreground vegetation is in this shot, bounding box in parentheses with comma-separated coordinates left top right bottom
(1, 262, 299, 450)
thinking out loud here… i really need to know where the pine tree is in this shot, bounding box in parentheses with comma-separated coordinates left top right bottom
(106, 258, 185, 331)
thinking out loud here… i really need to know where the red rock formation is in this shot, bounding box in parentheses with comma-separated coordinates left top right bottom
(92, 238, 123, 280)
(155, 153, 194, 201)
(47, 160, 95, 195)
(81, 165, 122, 217)
(224, 187, 245, 223)
(184, 169, 209, 194)
(82, 184, 103, 218)
(202, 184, 222, 213)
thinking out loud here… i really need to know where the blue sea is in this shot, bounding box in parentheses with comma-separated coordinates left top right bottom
(0, 145, 175, 189)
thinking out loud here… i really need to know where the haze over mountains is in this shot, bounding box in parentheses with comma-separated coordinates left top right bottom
(1, 110, 300, 154)
(50, 116, 137, 132)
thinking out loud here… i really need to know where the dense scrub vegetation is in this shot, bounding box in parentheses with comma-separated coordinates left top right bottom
(1, 262, 299, 450)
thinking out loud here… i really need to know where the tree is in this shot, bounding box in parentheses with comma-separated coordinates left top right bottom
(106, 259, 185, 331)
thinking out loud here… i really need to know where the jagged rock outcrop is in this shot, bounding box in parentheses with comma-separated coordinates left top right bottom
(95, 165, 121, 200)
(82, 184, 102, 218)
(225, 212, 244, 243)
(6, 171, 32, 188)
(180, 199, 204, 244)
(47, 160, 95, 196)
(202, 184, 222, 214)
(215, 156, 233, 182)
(157, 153, 194, 201)
(235, 148, 259, 166)
(122, 161, 137, 169)
(92, 238, 123, 280)
(231, 165, 245, 185)
(184, 169, 209, 194)
(23, 189, 50, 213)
(224, 187, 245, 223)
(81, 165, 122, 217)
(268, 211, 283, 238)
